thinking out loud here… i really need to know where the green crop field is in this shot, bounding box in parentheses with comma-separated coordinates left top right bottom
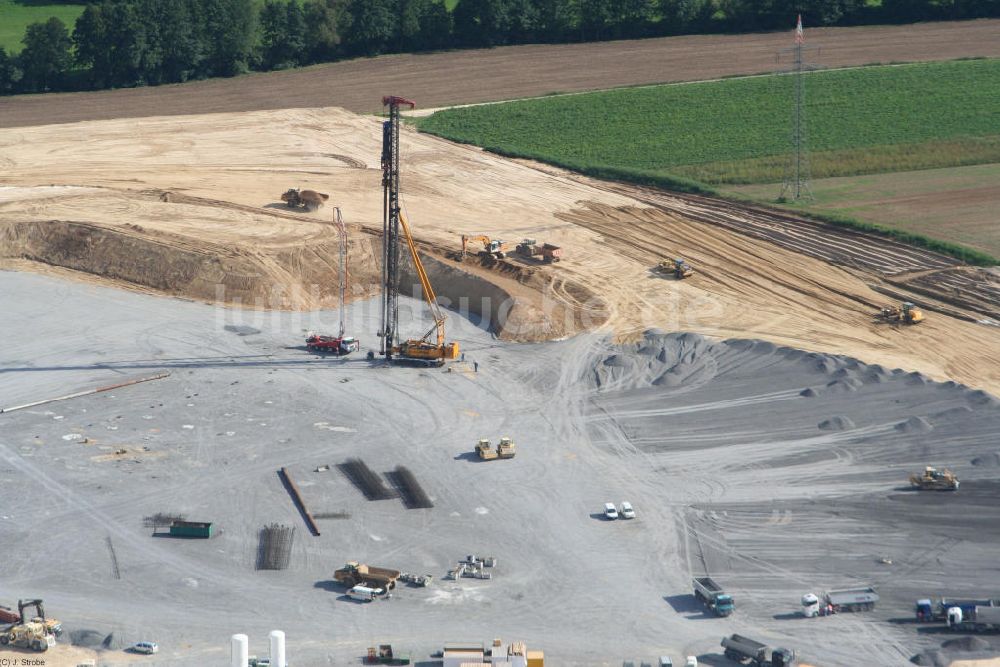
(0, 1, 85, 53)
(417, 59, 1000, 186)
(418, 59, 1000, 264)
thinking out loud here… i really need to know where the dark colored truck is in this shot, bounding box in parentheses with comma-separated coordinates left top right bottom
(693, 577, 735, 616)
(916, 597, 1000, 622)
(721, 634, 795, 667)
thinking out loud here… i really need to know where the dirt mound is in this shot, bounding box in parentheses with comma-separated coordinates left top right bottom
(896, 416, 934, 433)
(971, 452, 1000, 467)
(826, 378, 863, 393)
(69, 629, 110, 647)
(943, 636, 992, 652)
(818, 416, 855, 431)
(593, 331, 716, 390)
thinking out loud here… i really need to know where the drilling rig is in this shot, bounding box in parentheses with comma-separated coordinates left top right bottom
(305, 207, 360, 355)
(379, 96, 459, 366)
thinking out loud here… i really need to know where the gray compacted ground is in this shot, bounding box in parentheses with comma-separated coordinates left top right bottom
(1, 272, 999, 667)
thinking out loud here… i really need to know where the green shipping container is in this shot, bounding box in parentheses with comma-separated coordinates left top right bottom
(169, 521, 214, 538)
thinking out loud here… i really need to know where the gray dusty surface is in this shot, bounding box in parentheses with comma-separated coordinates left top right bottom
(1, 271, 999, 667)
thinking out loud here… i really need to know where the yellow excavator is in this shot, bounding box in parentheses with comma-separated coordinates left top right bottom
(393, 211, 460, 365)
(461, 234, 508, 259)
(877, 302, 924, 325)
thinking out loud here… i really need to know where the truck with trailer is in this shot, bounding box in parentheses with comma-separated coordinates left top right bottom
(947, 605, 1000, 632)
(693, 577, 734, 616)
(916, 597, 1000, 622)
(334, 562, 401, 591)
(515, 239, 562, 263)
(720, 634, 795, 667)
(823, 586, 879, 613)
(306, 333, 359, 355)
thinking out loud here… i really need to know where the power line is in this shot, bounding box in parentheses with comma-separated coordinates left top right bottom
(777, 15, 820, 202)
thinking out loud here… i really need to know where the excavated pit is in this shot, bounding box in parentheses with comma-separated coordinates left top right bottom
(0, 189, 600, 341)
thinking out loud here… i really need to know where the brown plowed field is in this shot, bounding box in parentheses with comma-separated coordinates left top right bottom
(0, 19, 998, 128)
(2, 107, 999, 395)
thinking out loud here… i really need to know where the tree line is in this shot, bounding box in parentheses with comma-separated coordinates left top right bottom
(1, 0, 997, 96)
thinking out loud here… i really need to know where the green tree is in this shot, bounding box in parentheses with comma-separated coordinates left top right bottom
(508, 0, 541, 42)
(303, 0, 346, 62)
(284, 1, 308, 64)
(259, 0, 288, 68)
(203, 0, 257, 76)
(414, 0, 452, 49)
(73, 4, 111, 87)
(579, 0, 613, 40)
(103, 0, 152, 86)
(19, 17, 73, 92)
(152, 0, 203, 83)
(344, 0, 397, 55)
(535, 0, 579, 42)
(610, 0, 653, 37)
(658, 0, 716, 33)
(453, 0, 513, 47)
(0, 46, 21, 94)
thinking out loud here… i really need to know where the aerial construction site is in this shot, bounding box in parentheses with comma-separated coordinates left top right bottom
(2, 21, 1000, 667)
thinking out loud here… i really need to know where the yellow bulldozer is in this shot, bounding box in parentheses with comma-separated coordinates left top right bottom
(909, 466, 959, 491)
(877, 302, 924, 325)
(656, 258, 694, 279)
(0, 621, 55, 652)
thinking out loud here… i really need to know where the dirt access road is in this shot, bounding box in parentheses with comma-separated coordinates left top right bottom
(1, 106, 998, 396)
(0, 19, 998, 128)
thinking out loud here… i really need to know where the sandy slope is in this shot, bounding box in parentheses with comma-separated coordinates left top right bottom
(1, 107, 998, 395)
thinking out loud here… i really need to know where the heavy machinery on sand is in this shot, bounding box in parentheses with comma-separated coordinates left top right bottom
(304, 207, 359, 355)
(334, 561, 401, 591)
(657, 258, 694, 279)
(462, 234, 508, 259)
(378, 96, 459, 367)
(877, 302, 924, 325)
(515, 239, 562, 263)
(475, 437, 517, 460)
(281, 188, 329, 211)
(910, 466, 959, 490)
(0, 621, 55, 652)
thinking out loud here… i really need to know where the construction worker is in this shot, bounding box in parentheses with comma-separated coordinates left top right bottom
(474, 361, 479, 373)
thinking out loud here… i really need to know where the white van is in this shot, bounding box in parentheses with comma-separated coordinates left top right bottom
(620, 501, 635, 519)
(603, 503, 618, 520)
(348, 585, 380, 602)
(685, 657, 698, 667)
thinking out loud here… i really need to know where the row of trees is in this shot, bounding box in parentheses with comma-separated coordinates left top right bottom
(1, 0, 997, 95)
